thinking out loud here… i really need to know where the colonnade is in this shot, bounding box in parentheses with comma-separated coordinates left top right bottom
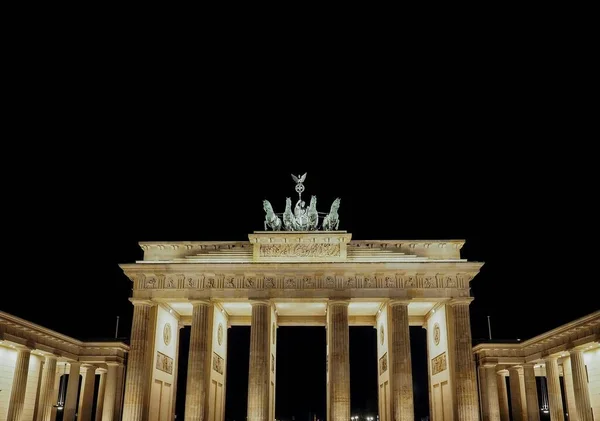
(478, 349, 594, 421)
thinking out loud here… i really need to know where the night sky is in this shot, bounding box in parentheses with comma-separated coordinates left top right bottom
(3, 144, 596, 420)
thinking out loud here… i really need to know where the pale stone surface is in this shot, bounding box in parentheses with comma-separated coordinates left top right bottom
(95, 369, 107, 421)
(122, 300, 154, 421)
(388, 301, 413, 421)
(247, 301, 270, 421)
(448, 299, 480, 421)
(508, 367, 527, 421)
(102, 363, 120, 421)
(479, 366, 500, 421)
(185, 301, 212, 421)
(546, 357, 565, 421)
(36, 356, 56, 421)
(328, 301, 350, 421)
(497, 372, 510, 421)
(6, 348, 31, 421)
(562, 357, 579, 421)
(571, 350, 593, 421)
(79, 364, 96, 421)
(523, 364, 540, 421)
(63, 362, 81, 421)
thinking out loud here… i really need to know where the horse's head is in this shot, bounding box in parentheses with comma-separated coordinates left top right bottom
(331, 198, 341, 211)
(309, 195, 317, 209)
(285, 197, 292, 210)
(263, 200, 272, 213)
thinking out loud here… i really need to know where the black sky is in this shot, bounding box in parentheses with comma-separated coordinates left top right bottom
(3, 115, 596, 419)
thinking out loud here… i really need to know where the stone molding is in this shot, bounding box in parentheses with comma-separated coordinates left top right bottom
(125, 270, 479, 291)
(0, 310, 129, 364)
(473, 310, 600, 365)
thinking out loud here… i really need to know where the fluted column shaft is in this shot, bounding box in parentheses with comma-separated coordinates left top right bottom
(122, 300, 154, 421)
(79, 365, 97, 421)
(6, 348, 31, 421)
(545, 357, 565, 421)
(570, 350, 593, 421)
(185, 301, 212, 421)
(562, 358, 578, 421)
(497, 373, 510, 421)
(64, 362, 81, 421)
(102, 364, 119, 421)
(95, 369, 107, 421)
(247, 301, 271, 421)
(449, 300, 480, 421)
(480, 366, 500, 421)
(389, 301, 413, 421)
(509, 367, 527, 421)
(328, 301, 350, 421)
(37, 356, 57, 421)
(523, 364, 540, 421)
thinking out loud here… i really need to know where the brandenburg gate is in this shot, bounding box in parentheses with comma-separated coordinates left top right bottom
(119, 175, 484, 421)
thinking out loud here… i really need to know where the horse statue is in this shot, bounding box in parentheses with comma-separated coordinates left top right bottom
(282, 197, 295, 231)
(262, 200, 281, 231)
(322, 198, 341, 231)
(307, 195, 318, 230)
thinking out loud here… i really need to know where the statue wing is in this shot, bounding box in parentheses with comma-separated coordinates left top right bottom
(291, 174, 299, 183)
(299, 173, 307, 183)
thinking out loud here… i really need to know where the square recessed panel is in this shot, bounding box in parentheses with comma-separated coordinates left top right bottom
(348, 302, 382, 316)
(408, 301, 435, 316)
(221, 302, 252, 316)
(275, 302, 327, 316)
(169, 302, 193, 316)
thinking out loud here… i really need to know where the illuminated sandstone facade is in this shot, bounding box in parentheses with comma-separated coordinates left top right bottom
(0, 311, 128, 421)
(474, 311, 600, 421)
(119, 231, 484, 421)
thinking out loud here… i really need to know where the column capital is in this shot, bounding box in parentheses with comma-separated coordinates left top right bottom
(189, 299, 211, 307)
(128, 298, 155, 307)
(522, 362, 536, 368)
(249, 299, 271, 306)
(388, 299, 411, 307)
(105, 361, 123, 367)
(447, 297, 474, 306)
(81, 364, 96, 371)
(96, 368, 108, 374)
(328, 299, 350, 307)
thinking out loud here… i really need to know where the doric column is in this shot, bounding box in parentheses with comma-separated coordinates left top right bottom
(37, 355, 57, 421)
(448, 298, 480, 421)
(523, 364, 540, 421)
(545, 357, 564, 421)
(102, 363, 120, 421)
(95, 369, 107, 421)
(509, 366, 527, 421)
(172, 322, 183, 421)
(6, 347, 31, 421)
(561, 357, 579, 421)
(328, 300, 350, 421)
(247, 300, 271, 421)
(114, 364, 126, 421)
(79, 365, 97, 421)
(122, 299, 154, 421)
(388, 300, 413, 421)
(63, 362, 81, 421)
(479, 365, 500, 421)
(497, 371, 510, 421)
(570, 350, 593, 421)
(185, 300, 212, 421)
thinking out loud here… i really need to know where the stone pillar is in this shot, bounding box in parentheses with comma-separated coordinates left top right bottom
(545, 357, 565, 421)
(102, 363, 120, 421)
(448, 299, 480, 421)
(479, 365, 500, 421)
(79, 365, 97, 421)
(95, 369, 107, 421)
(562, 357, 579, 421)
(172, 322, 183, 421)
(497, 371, 510, 421)
(247, 301, 271, 421)
(388, 300, 413, 421)
(114, 364, 126, 421)
(6, 348, 31, 421)
(570, 350, 593, 421)
(523, 364, 540, 421)
(63, 362, 81, 421)
(509, 367, 527, 421)
(37, 355, 57, 421)
(328, 300, 350, 421)
(122, 299, 154, 421)
(185, 300, 212, 421)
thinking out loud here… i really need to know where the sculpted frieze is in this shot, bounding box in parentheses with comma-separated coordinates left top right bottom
(129, 272, 476, 291)
(259, 243, 341, 258)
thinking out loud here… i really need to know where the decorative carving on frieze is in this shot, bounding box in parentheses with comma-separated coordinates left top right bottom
(446, 276, 457, 288)
(264, 277, 276, 289)
(259, 243, 341, 258)
(364, 276, 374, 288)
(423, 276, 436, 288)
(145, 277, 157, 289)
(324, 276, 335, 288)
(385, 276, 396, 288)
(212, 352, 224, 374)
(186, 276, 202, 289)
(244, 277, 256, 288)
(346, 277, 356, 288)
(303, 276, 315, 288)
(204, 277, 215, 289)
(225, 276, 236, 288)
(156, 351, 173, 374)
(379, 352, 388, 374)
(284, 277, 296, 288)
(404, 275, 416, 288)
(432, 352, 447, 375)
